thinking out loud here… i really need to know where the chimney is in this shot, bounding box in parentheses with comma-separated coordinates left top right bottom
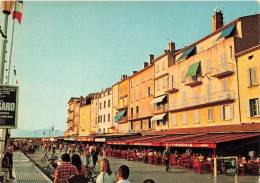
(133, 71, 138, 75)
(212, 10, 223, 32)
(121, 75, 124, 80)
(143, 62, 148, 68)
(168, 42, 175, 52)
(149, 54, 154, 65)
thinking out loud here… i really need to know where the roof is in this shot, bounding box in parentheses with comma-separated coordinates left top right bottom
(235, 44, 260, 58)
(146, 123, 260, 135)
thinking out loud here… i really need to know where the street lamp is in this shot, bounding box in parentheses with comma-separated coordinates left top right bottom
(0, 1, 15, 85)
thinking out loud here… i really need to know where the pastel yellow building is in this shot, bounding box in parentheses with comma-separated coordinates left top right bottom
(90, 93, 100, 135)
(167, 12, 259, 129)
(236, 45, 260, 123)
(129, 57, 155, 132)
(64, 97, 79, 137)
(150, 42, 175, 131)
(112, 83, 119, 133)
(115, 75, 130, 133)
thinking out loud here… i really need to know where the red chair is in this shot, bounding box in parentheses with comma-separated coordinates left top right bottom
(127, 153, 133, 161)
(237, 163, 245, 176)
(111, 150, 117, 158)
(194, 161, 206, 174)
(170, 157, 178, 167)
(121, 151, 126, 159)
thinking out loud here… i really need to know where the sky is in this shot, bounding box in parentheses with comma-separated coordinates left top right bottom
(1, 1, 259, 132)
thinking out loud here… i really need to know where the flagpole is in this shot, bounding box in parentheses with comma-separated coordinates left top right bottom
(7, 7, 15, 85)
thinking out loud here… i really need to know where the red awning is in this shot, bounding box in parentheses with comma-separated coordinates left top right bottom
(75, 137, 94, 142)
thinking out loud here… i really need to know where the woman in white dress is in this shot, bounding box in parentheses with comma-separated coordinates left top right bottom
(96, 159, 117, 183)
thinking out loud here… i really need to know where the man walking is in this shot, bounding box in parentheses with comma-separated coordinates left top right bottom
(54, 153, 79, 183)
(163, 146, 171, 172)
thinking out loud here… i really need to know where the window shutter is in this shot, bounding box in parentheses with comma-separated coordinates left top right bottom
(230, 104, 234, 119)
(194, 110, 199, 123)
(206, 60, 211, 73)
(248, 68, 252, 86)
(136, 89, 139, 100)
(220, 106, 224, 120)
(252, 67, 258, 85)
(183, 113, 187, 125)
(207, 83, 213, 102)
(182, 92, 186, 107)
(194, 88, 199, 105)
(222, 78, 229, 98)
(182, 70, 186, 82)
(172, 75, 175, 88)
(172, 114, 176, 126)
(221, 53, 227, 72)
(172, 94, 176, 109)
(245, 99, 250, 117)
(208, 108, 213, 122)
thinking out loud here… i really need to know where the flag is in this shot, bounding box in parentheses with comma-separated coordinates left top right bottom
(12, 1, 23, 24)
(16, 80, 18, 84)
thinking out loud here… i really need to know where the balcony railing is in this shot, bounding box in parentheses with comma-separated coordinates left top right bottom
(166, 82, 179, 93)
(211, 62, 234, 78)
(169, 90, 235, 111)
(118, 116, 128, 122)
(151, 104, 168, 114)
(185, 75, 202, 87)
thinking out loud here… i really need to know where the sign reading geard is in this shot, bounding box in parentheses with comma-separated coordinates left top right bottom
(0, 85, 18, 128)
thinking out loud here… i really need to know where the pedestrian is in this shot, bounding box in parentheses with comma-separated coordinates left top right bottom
(59, 143, 63, 154)
(8, 141, 14, 176)
(92, 145, 99, 173)
(2, 152, 15, 180)
(19, 142, 23, 153)
(64, 143, 68, 153)
(96, 159, 116, 183)
(116, 165, 131, 183)
(102, 144, 107, 159)
(54, 153, 79, 183)
(84, 148, 91, 167)
(71, 154, 87, 178)
(163, 146, 171, 172)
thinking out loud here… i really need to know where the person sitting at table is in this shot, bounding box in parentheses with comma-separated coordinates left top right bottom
(237, 156, 247, 167)
(198, 153, 204, 161)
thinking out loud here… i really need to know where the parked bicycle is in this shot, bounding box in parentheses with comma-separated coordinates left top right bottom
(86, 165, 96, 183)
(41, 153, 58, 163)
(42, 158, 58, 174)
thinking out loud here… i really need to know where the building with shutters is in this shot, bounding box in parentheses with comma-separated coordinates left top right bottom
(98, 88, 113, 134)
(90, 93, 100, 135)
(167, 11, 259, 129)
(128, 56, 155, 132)
(112, 83, 119, 133)
(236, 45, 260, 124)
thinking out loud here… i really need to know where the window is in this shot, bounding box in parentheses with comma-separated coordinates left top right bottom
(103, 114, 105, 122)
(181, 70, 186, 82)
(142, 75, 145, 83)
(136, 78, 139, 86)
(131, 108, 133, 118)
(156, 80, 160, 90)
(130, 122, 134, 130)
(221, 53, 227, 72)
(147, 86, 151, 96)
(171, 75, 175, 89)
(136, 89, 139, 100)
(108, 100, 110, 107)
(148, 119, 152, 129)
(130, 92, 134, 102)
(182, 112, 187, 125)
(108, 113, 110, 122)
(148, 71, 151, 80)
(100, 115, 102, 123)
(207, 83, 213, 102)
(171, 94, 176, 109)
(131, 80, 133, 88)
(100, 102, 102, 109)
(104, 101, 106, 108)
(222, 78, 229, 99)
(246, 98, 260, 117)
(220, 104, 234, 120)
(156, 64, 159, 73)
(95, 117, 97, 124)
(162, 60, 165, 70)
(194, 110, 200, 124)
(136, 106, 139, 114)
(206, 60, 211, 73)
(142, 88, 145, 99)
(162, 78, 166, 88)
(140, 120, 143, 130)
(248, 67, 258, 86)
(208, 108, 214, 122)
(172, 114, 176, 126)
(194, 88, 199, 105)
(182, 91, 186, 107)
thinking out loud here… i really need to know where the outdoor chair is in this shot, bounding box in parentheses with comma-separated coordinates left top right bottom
(194, 160, 206, 174)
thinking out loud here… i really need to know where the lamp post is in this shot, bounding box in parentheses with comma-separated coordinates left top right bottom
(0, 1, 15, 174)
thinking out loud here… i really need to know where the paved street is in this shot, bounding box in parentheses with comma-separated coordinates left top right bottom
(18, 148, 259, 183)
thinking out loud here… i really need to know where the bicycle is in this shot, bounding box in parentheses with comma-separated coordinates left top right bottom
(86, 166, 96, 183)
(41, 153, 58, 163)
(42, 158, 58, 174)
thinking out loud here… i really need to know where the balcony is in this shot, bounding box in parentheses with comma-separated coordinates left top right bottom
(67, 117, 73, 122)
(211, 62, 234, 78)
(168, 90, 235, 112)
(151, 104, 168, 114)
(118, 116, 128, 122)
(67, 109, 73, 113)
(185, 75, 202, 87)
(166, 82, 179, 93)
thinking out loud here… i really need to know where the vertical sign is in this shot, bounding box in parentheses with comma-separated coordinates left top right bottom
(0, 85, 18, 128)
